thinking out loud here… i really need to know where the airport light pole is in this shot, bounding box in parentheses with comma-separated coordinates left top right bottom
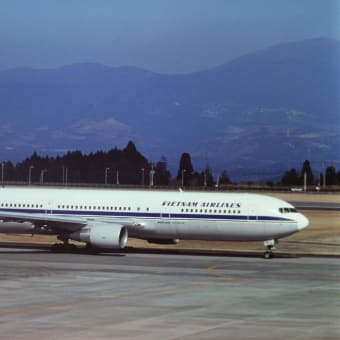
(149, 164, 155, 187)
(1, 163, 4, 187)
(28, 166, 34, 185)
(116, 170, 119, 185)
(215, 175, 220, 189)
(141, 168, 145, 186)
(40, 169, 47, 185)
(105, 168, 110, 185)
(181, 169, 186, 188)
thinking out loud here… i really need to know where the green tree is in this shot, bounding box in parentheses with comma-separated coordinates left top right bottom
(177, 152, 194, 186)
(199, 166, 215, 187)
(154, 156, 171, 185)
(219, 170, 232, 185)
(281, 168, 299, 186)
(300, 160, 314, 185)
(124, 140, 137, 156)
(325, 166, 337, 185)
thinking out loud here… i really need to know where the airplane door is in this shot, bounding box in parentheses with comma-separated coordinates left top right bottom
(248, 208, 258, 221)
(160, 205, 171, 219)
(45, 201, 53, 214)
(159, 205, 179, 238)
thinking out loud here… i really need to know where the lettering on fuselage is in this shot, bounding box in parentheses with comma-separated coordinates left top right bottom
(161, 201, 241, 208)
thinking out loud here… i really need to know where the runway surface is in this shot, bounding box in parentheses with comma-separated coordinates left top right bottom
(0, 247, 339, 339)
(293, 201, 340, 210)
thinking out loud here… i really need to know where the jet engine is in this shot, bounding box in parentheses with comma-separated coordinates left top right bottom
(70, 223, 128, 249)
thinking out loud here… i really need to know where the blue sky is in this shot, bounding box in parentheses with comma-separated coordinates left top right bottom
(0, 0, 339, 73)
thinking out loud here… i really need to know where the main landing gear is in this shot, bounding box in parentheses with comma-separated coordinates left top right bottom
(51, 236, 77, 253)
(263, 239, 278, 259)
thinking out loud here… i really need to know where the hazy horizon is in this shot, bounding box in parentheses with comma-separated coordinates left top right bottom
(1, 0, 339, 74)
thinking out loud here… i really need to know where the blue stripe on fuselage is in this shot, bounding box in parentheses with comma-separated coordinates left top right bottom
(0, 208, 293, 223)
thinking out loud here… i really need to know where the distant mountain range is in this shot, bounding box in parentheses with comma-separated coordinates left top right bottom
(0, 38, 339, 181)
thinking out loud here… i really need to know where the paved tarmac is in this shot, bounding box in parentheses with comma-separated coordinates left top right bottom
(0, 247, 339, 340)
(293, 201, 340, 210)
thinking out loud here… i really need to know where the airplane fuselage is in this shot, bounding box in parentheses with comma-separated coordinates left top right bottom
(0, 187, 308, 244)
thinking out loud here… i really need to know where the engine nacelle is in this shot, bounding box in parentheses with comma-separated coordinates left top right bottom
(147, 238, 180, 245)
(0, 221, 34, 233)
(70, 223, 128, 249)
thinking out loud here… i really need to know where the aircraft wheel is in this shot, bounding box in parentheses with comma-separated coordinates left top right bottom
(51, 243, 65, 253)
(51, 243, 77, 253)
(263, 251, 273, 259)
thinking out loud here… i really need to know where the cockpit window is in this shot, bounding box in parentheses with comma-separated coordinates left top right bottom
(279, 207, 297, 213)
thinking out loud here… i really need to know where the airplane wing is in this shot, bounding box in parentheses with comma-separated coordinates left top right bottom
(0, 210, 139, 234)
(0, 210, 88, 233)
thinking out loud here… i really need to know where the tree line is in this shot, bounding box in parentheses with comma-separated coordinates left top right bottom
(0, 141, 230, 187)
(1, 141, 166, 185)
(281, 160, 340, 186)
(1, 141, 339, 187)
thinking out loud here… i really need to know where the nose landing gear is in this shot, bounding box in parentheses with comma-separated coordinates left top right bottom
(263, 239, 278, 259)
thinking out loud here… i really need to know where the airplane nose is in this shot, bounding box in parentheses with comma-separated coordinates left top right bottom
(296, 213, 309, 231)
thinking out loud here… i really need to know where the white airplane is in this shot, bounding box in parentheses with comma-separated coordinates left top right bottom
(0, 186, 309, 258)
